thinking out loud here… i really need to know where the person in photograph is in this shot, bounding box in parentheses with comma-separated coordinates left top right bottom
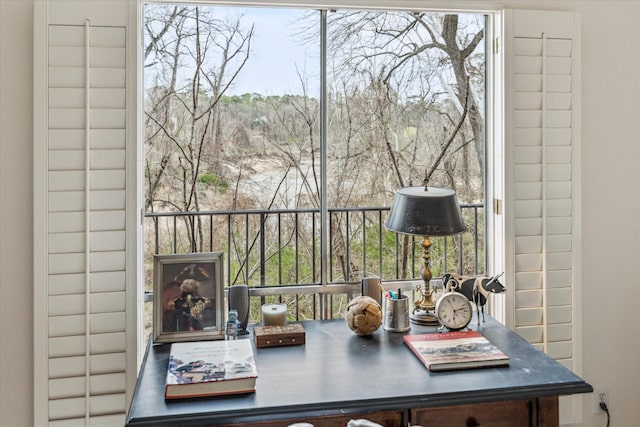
(173, 278, 205, 331)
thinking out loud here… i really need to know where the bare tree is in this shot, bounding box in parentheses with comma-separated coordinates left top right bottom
(145, 6, 254, 250)
(144, 6, 484, 286)
(325, 11, 484, 278)
(326, 11, 484, 198)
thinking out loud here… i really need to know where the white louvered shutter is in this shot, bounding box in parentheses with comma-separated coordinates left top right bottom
(504, 9, 582, 423)
(34, 11, 132, 425)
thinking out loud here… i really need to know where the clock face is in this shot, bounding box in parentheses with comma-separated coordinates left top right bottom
(435, 292, 473, 330)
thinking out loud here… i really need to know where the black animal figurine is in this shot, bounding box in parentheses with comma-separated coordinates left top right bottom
(442, 272, 505, 324)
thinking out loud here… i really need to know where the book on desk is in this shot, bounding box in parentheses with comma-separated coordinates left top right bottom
(404, 330, 509, 372)
(165, 339, 257, 399)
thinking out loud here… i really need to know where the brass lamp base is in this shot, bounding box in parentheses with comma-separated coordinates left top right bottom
(411, 284, 439, 325)
(410, 310, 439, 326)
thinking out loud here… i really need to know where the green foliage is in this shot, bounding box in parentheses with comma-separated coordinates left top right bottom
(220, 93, 265, 105)
(197, 173, 229, 193)
(339, 212, 485, 283)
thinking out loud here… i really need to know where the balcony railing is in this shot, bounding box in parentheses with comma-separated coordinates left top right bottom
(144, 204, 484, 322)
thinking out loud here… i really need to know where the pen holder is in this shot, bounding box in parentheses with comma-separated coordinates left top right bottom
(383, 295, 411, 332)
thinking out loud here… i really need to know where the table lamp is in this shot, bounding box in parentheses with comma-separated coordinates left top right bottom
(385, 180, 466, 325)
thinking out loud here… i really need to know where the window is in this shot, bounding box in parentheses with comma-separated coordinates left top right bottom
(143, 4, 491, 325)
(32, 3, 582, 424)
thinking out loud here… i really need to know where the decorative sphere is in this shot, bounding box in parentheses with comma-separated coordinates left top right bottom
(345, 296, 382, 336)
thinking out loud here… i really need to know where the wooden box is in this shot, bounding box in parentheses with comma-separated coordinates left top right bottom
(254, 324, 306, 348)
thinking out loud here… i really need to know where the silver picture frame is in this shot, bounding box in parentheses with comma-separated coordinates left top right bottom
(153, 252, 225, 343)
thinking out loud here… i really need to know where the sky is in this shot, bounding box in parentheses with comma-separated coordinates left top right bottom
(220, 7, 320, 96)
(144, 5, 483, 99)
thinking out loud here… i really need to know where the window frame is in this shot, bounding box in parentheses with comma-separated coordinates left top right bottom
(137, 0, 505, 331)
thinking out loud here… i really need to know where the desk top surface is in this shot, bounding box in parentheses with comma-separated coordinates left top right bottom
(126, 316, 592, 426)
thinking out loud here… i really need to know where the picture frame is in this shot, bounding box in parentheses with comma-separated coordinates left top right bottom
(153, 252, 225, 343)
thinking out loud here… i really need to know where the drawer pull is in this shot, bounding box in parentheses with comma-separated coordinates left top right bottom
(465, 417, 480, 426)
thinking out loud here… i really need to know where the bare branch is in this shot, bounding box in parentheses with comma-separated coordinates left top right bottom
(427, 85, 469, 182)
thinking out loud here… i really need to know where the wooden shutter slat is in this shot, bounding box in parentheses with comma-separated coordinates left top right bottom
(49, 377, 86, 399)
(90, 292, 125, 313)
(49, 356, 86, 378)
(91, 150, 125, 170)
(90, 271, 125, 293)
(49, 315, 86, 336)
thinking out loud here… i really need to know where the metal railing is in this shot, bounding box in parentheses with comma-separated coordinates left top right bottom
(144, 204, 484, 321)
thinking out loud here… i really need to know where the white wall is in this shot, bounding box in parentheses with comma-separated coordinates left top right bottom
(0, 0, 34, 426)
(1, 0, 639, 426)
(575, 1, 640, 425)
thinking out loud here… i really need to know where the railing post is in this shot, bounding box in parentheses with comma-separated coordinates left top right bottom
(172, 216, 177, 253)
(245, 214, 249, 285)
(154, 217, 159, 254)
(227, 213, 232, 287)
(260, 212, 266, 287)
(361, 210, 366, 278)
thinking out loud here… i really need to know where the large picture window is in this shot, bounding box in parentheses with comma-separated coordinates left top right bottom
(143, 4, 488, 324)
(31, 3, 583, 424)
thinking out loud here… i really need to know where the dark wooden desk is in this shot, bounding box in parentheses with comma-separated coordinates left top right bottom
(126, 316, 592, 427)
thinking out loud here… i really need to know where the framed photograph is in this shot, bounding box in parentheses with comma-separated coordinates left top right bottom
(153, 252, 225, 343)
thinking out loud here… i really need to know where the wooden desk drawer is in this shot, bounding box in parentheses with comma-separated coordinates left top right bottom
(412, 397, 558, 427)
(221, 410, 404, 427)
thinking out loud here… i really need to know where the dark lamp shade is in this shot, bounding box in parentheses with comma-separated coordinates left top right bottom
(385, 186, 466, 236)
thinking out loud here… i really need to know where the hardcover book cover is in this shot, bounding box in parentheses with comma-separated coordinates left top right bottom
(165, 339, 257, 399)
(403, 331, 509, 372)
